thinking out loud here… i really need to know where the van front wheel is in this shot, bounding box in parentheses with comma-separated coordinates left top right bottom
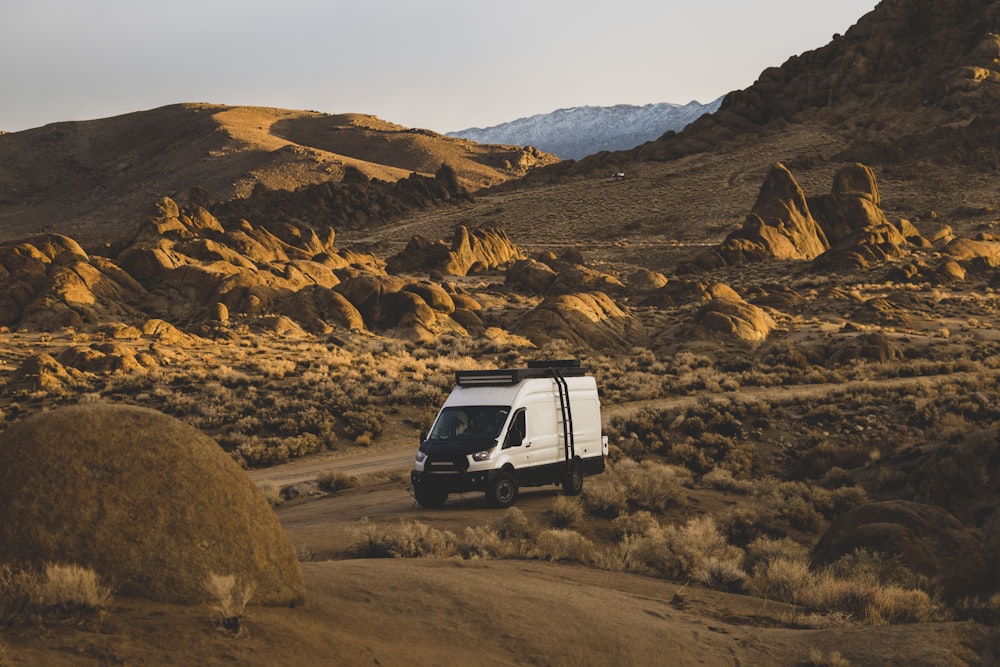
(487, 472, 519, 508)
(563, 460, 583, 496)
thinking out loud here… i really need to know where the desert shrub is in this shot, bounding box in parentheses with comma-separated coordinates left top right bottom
(546, 496, 583, 528)
(536, 529, 594, 563)
(750, 478, 847, 532)
(825, 549, 927, 592)
(700, 467, 753, 494)
(458, 525, 532, 560)
(799, 574, 936, 624)
(718, 505, 784, 547)
(35, 563, 112, 612)
(348, 520, 458, 559)
(743, 546, 940, 623)
(205, 572, 256, 635)
(743, 536, 809, 574)
(255, 480, 283, 507)
(617, 460, 688, 512)
(492, 507, 534, 540)
(340, 407, 385, 439)
(581, 477, 629, 518)
(692, 556, 748, 593)
(459, 522, 535, 560)
(749, 556, 813, 602)
(316, 470, 358, 494)
(611, 511, 660, 540)
(626, 516, 743, 583)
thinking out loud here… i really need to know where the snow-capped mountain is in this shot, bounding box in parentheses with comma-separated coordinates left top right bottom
(447, 98, 724, 160)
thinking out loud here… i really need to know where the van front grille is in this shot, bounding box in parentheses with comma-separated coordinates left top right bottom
(426, 455, 469, 472)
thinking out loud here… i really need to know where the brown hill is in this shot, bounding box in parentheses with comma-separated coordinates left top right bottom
(516, 0, 1000, 183)
(0, 104, 557, 246)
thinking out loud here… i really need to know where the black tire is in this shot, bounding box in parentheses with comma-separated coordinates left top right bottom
(486, 471, 519, 508)
(414, 485, 448, 508)
(562, 459, 583, 496)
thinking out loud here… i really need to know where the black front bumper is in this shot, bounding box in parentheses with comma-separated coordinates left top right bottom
(411, 467, 498, 495)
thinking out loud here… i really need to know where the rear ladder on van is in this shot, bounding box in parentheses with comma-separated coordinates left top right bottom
(527, 360, 576, 467)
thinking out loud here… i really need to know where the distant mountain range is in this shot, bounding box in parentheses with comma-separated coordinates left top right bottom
(447, 99, 724, 160)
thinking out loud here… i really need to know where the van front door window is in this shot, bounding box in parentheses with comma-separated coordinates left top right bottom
(504, 410, 526, 449)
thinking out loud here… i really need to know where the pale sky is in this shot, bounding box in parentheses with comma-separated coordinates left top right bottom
(0, 1, 879, 134)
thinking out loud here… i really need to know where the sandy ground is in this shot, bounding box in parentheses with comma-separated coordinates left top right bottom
(4, 522, 993, 666)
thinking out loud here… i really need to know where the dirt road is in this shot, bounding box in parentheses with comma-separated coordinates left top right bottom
(248, 370, 991, 489)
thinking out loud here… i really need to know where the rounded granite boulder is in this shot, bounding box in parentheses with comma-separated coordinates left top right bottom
(0, 403, 304, 606)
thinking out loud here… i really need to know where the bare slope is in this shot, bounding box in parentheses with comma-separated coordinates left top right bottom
(0, 104, 556, 246)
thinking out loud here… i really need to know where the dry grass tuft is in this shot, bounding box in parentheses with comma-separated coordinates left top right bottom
(255, 480, 283, 507)
(0, 562, 112, 623)
(316, 470, 359, 494)
(805, 649, 852, 667)
(0, 564, 38, 624)
(205, 573, 256, 636)
(38, 563, 113, 612)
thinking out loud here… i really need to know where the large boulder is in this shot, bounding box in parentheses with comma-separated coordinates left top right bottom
(683, 163, 830, 272)
(812, 500, 987, 600)
(516, 291, 644, 349)
(692, 285, 776, 343)
(0, 404, 305, 605)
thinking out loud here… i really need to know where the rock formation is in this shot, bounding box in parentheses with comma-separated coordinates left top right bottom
(386, 225, 524, 276)
(516, 291, 644, 350)
(692, 284, 776, 344)
(505, 250, 625, 296)
(0, 404, 305, 605)
(813, 500, 987, 600)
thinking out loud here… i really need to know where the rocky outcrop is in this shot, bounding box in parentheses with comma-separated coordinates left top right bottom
(505, 250, 625, 296)
(515, 291, 644, 349)
(0, 234, 147, 329)
(386, 225, 524, 276)
(623, 0, 1000, 168)
(692, 284, 776, 343)
(812, 500, 987, 600)
(682, 164, 829, 271)
(5, 353, 84, 395)
(682, 163, 922, 273)
(0, 404, 305, 604)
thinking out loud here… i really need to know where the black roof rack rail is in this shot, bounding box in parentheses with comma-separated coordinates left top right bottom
(455, 361, 588, 387)
(527, 359, 581, 369)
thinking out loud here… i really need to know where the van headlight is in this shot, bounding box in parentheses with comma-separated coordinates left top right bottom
(472, 449, 493, 462)
(415, 451, 427, 463)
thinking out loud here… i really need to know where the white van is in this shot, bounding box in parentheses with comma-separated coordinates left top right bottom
(411, 360, 608, 508)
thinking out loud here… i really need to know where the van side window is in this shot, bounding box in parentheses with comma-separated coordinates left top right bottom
(503, 410, 526, 449)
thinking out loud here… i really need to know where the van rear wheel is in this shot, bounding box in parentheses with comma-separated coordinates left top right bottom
(487, 471, 519, 508)
(563, 460, 583, 496)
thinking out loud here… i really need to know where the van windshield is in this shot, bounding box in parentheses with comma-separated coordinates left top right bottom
(429, 406, 511, 440)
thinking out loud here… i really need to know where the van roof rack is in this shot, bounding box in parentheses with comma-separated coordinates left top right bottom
(527, 359, 580, 369)
(456, 360, 587, 387)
